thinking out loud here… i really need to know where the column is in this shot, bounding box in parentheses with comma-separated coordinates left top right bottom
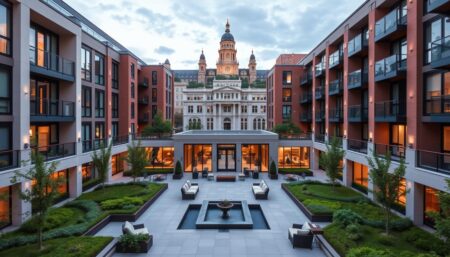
(11, 182, 32, 226)
(406, 181, 424, 226)
(343, 159, 353, 187)
(236, 143, 242, 173)
(212, 143, 217, 173)
(69, 166, 82, 198)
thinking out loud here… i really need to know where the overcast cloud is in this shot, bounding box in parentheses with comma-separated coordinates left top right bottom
(65, 0, 365, 69)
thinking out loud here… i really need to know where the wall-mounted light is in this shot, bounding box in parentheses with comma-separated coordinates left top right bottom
(24, 88, 29, 95)
(344, 130, 347, 138)
(369, 132, 373, 142)
(409, 92, 414, 99)
(78, 137, 81, 143)
(408, 136, 414, 148)
(24, 181, 30, 190)
(369, 97, 373, 103)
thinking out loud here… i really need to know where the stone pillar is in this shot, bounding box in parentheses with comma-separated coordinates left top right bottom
(367, 141, 375, 200)
(407, 181, 424, 225)
(236, 143, 242, 173)
(312, 149, 320, 170)
(69, 166, 82, 198)
(212, 143, 217, 173)
(343, 159, 353, 187)
(11, 182, 32, 226)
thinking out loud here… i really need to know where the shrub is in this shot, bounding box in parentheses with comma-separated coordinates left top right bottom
(333, 209, 363, 227)
(345, 223, 362, 241)
(303, 199, 341, 214)
(364, 218, 412, 231)
(100, 197, 144, 210)
(376, 234, 395, 246)
(117, 234, 150, 252)
(20, 207, 80, 233)
(269, 161, 277, 176)
(174, 161, 182, 175)
(347, 247, 393, 257)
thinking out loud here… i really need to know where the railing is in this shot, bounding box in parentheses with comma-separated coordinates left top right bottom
(348, 33, 368, 56)
(315, 134, 326, 143)
(427, 0, 450, 13)
(29, 46, 75, 77)
(417, 149, 450, 175)
(375, 9, 407, 39)
(300, 71, 312, 85)
(138, 96, 149, 105)
(328, 50, 342, 68)
(375, 54, 407, 79)
(279, 133, 311, 140)
(348, 105, 368, 121)
(329, 79, 342, 95)
(31, 142, 75, 162)
(282, 96, 292, 102)
(424, 95, 450, 115)
(82, 139, 108, 153)
(329, 108, 343, 121)
(300, 93, 312, 103)
(82, 140, 93, 153)
(30, 98, 75, 117)
(315, 63, 324, 77)
(348, 69, 368, 89)
(375, 143, 405, 160)
(0, 149, 20, 171)
(139, 113, 150, 123)
(315, 110, 325, 121)
(430, 35, 450, 64)
(315, 87, 324, 99)
(133, 133, 173, 140)
(112, 135, 129, 146)
(347, 139, 368, 154)
(139, 79, 149, 88)
(375, 100, 406, 120)
(300, 111, 312, 121)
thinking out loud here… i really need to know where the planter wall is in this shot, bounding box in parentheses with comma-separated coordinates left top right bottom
(281, 183, 332, 222)
(116, 236, 153, 253)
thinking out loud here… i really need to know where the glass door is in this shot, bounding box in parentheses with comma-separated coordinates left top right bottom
(217, 145, 236, 172)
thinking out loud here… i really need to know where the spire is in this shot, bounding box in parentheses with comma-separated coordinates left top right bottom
(250, 49, 256, 61)
(199, 48, 205, 60)
(225, 18, 230, 33)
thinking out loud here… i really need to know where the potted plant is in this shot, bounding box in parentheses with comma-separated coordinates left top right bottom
(243, 167, 249, 177)
(192, 164, 199, 179)
(269, 161, 278, 180)
(173, 160, 183, 180)
(116, 234, 153, 253)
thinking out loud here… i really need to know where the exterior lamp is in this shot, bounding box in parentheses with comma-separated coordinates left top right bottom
(369, 132, 373, 142)
(408, 136, 414, 148)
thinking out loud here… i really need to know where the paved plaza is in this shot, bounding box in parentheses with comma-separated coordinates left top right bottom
(96, 173, 328, 257)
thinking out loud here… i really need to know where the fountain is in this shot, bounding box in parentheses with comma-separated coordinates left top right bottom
(216, 200, 234, 219)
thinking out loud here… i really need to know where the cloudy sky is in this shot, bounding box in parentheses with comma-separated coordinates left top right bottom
(65, 0, 365, 69)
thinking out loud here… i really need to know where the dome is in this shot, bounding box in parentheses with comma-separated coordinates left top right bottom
(221, 19, 234, 42)
(199, 50, 205, 60)
(250, 50, 255, 60)
(164, 59, 170, 65)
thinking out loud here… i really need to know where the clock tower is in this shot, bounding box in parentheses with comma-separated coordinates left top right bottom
(216, 19, 239, 76)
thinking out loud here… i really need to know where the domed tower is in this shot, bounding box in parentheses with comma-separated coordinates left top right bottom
(216, 19, 239, 76)
(164, 58, 171, 69)
(248, 50, 257, 84)
(198, 49, 207, 84)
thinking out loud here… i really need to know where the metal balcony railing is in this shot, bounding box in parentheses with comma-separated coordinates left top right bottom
(375, 100, 406, 122)
(29, 46, 75, 77)
(0, 149, 20, 171)
(347, 139, 368, 154)
(375, 9, 407, 41)
(31, 142, 76, 162)
(374, 143, 405, 160)
(417, 149, 450, 175)
(30, 98, 75, 118)
(375, 54, 407, 81)
(348, 32, 369, 57)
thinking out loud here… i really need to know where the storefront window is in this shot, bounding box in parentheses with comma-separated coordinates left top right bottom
(32, 169, 69, 212)
(184, 145, 212, 172)
(352, 162, 368, 193)
(278, 147, 310, 169)
(0, 186, 11, 229)
(424, 186, 441, 227)
(82, 162, 94, 183)
(112, 152, 126, 176)
(145, 147, 174, 169)
(242, 144, 269, 172)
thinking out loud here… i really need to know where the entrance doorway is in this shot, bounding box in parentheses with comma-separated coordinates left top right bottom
(217, 144, 236, 172)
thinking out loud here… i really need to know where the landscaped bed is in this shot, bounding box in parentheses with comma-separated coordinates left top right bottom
(278, 168, 313, 176)
(284, 181, 449, 257)
(123, 168, 173, 177)
(0, 182, 166, 251)
(0, 236, 113, 257)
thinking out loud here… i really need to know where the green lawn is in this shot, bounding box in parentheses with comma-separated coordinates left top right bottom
(0, 236, 112, 257)
(285, 181, 448, 256)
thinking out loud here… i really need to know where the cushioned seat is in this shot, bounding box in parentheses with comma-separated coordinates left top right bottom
(181, 180, 199, 200)
(123, 221, 149, 235)
(252, 180, 269, 199)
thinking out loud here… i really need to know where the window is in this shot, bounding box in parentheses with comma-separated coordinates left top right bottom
(131, 63, 135, 80)
(94, 53, 105, 85)
(81, 162, 95, 184)
(197, 105, 202, 113)
(0, 123, 12, 169)
(152, 105, 157, 118)
(0, 1, 11, 55)
(81, 86, 91, 117)
(352, 162, 369, 193)
(242, 145, 269, 172)
(425, 72, 450, 115)
(443, 126, 450, 152)
(183, 145, 212, 172)
(29, 25, 58, 71)
(282, 71, 292, 85)
(252, 106, 258, 113)
(81, 122, 91, 152)
(152, 88, 157, 102)
(282, 105, 292, 120)
(223, 105, 232, 113)
(112, 122, 118, 138)
(131, 103, 135, 119)
(188, 106, 193, 113)
(0, 66, 11, 114)
(145, 147, 174, 169)
(152, 71, 157, 85)
(131, 82, 135, 99)
(112, 61, 119, 89)
(241, 105, 247, 113)
(81, 46, 91, 81)
(425, 17, 450, 64)
(207, 118, 214, 130)
(241, 118, 248, 130)
(112, 93, 118, 118)
(278, 147, 310, 169)
(95, 90, 104, 118)
(424, 186, 441, 227)
(261, 106, 266, 113)
(95, 122, 104, 139)
(282, 88, 292, 102)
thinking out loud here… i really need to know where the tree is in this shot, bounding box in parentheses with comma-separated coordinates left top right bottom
(124, 141, 148, 182)
(174, 161, 182, 175)
(272, 121, 302, 135)
(91, 142, 112, 189)
(366, 150, 406, 235)
(10, 152, 62, 250)
(187, 119, 202, 130)
(432, 179, 450, 243)
(319, 137, 345, 187)
(142, 112, 172, 137)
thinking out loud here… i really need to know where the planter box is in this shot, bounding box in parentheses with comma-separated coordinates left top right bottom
(269, 173, 278, 180)
(216, 175, 236, 182)
(83, 184, 168, 236)
(116, 236, 153, 253)
(252, 172, 259, 179)
(172, 173, 183, 180)
(281, 183, 332, 222)
(192, 172, 199, 179)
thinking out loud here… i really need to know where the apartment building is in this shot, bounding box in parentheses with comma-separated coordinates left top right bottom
(0, 0, 173, 229)
(268, 0, 450, 227)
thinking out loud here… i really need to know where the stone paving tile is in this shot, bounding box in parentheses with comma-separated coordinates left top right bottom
(97, 172, 327, 257)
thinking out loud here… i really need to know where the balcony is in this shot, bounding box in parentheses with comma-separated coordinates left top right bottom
(300, 93, 312, 104)
(32, 142, 76, 162)
(30, 99, 75, 123)
(112, 135, 129, 146)
(348, 33, 368, 58)
(374, 9, 407, 42)
(375, 143, 405, 161)
(375, 100, 406, 122)
(423, 95, 450, 122)
(348, 69, 368, 90)
(348, 105, 368, 123)
(314, 134, 326, 143)
(329, 108, 343, 123)
(315, 63, 324, 77)
(347, 139, 368, 154)
(417, 150, 450, 176)
(139, 113, 150, 124)
(29, 46, 75, 82)
(300, 71, 312, 85)
(138, 96, 149, 105)
(375, 54, 406, 82)
(282, 96, 292, 102)
(139, 80, 149, 88)
(133, 133, 173, 140)
(315, 110, 325, 122)
(279, 133, 311, 140)
(427, 0, 450, 14)
(300, 111, 312, 122)
(315, 87, 324, 100)
(328, 50, 343, 69)
(0, 149, 20, 171)
(329, 79, 343, 96)
(430, 36, 450, 70)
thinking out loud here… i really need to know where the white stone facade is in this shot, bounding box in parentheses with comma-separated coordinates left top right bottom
(183, 79, 267, 131)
